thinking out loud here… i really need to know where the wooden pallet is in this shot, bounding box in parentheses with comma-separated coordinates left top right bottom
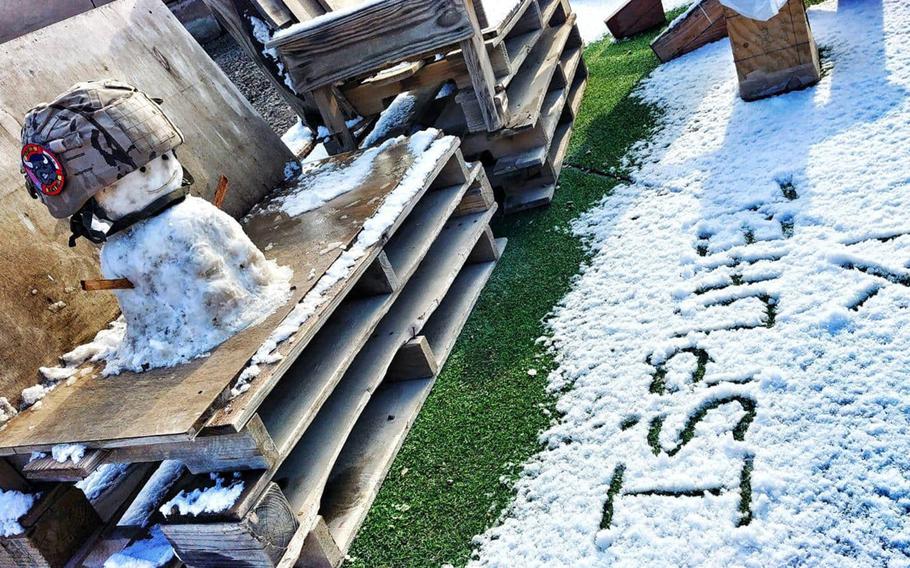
(158, 169, 503, 566)
(650, 0, 728, 63)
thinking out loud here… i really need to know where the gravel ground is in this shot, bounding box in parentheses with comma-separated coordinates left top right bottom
(202, 33, 297, 134)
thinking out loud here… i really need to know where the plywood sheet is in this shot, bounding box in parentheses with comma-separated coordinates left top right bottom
(0, 0, 291, 408)
(0, 136, 447, 452)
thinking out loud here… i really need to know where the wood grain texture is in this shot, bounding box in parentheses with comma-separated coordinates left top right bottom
(0, 0, 290, 411)
(297, 516, 343, 568)
(0, 136, 454, 453)
(385, 336, 438, 382)
(271, 0, 475, 92)
(650, 0, 728, 62)
(22, 450, 109, 482)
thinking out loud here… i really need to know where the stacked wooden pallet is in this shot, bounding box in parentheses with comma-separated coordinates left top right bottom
(0, 134, 504, 567)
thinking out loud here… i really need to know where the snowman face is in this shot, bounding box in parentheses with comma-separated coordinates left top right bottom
(95, 152, 183, 221)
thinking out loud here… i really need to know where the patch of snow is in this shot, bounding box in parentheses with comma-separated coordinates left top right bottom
(230, 131, 455, 397)
(718, 0, 786, 21)
(360, 91, 418, 149)
(480, 0, 522, 32)
(77, 463, 131, 501)
(100, 196, 293, 375)
(120, 460, 185, 528)
(159, 473, 244, 518)
(103, 525, 175, 568)
(472, 1, 910, 566)
(0, 489, 36, 537)
(281, 119, 314, 157)
(0, 397, 16, 427)
(51, 443, 86, 464)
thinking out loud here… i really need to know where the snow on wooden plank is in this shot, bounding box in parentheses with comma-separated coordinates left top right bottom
(0, 0, 291, 419)
(0, 135, 457, 453)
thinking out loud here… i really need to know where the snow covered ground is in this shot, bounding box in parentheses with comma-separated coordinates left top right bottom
(572, 0, 691, 43)
(471, 0, 910, 566)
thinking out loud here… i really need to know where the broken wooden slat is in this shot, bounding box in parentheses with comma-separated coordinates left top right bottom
(212, 175, 230, 209)
(22, 449, 110, 482)
(650, 0, 728, 63)
(606, 0, 666, 40)
(385, 336, 439, 382)
(80, 278, 134, 292)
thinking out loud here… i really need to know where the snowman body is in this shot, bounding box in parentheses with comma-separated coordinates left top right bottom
(95, 153, 292, 374)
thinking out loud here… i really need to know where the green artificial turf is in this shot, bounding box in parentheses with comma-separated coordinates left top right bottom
(345, 22, 673, 568)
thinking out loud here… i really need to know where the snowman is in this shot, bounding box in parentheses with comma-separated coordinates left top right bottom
(21, 80, 292, 374)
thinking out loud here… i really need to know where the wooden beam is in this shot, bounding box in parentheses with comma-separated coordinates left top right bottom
(650, 0, 727, 63)
(0, 485, 101, 568)
(453, 168, 495, 216)
(298, 516, 343, 568)
(311, 86, 357, 152)
(161, 483, 298, 567)
(22, 449, 110, 482)
(459, 0, 505, 131)
(386, 336, 439, 382)
(81, 278, 134, 292)
(467, 225, 500, 264)
(253, 0, 297, 27)
(351, 251, 398, 297)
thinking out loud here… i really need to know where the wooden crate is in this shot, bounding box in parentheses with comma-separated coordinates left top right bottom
(605, 0, 666, 40)
(650, 0, 728, 63)
(725, 0, 821, 101)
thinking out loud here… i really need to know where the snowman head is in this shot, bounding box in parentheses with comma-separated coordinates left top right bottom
(94, 151, 184, 221)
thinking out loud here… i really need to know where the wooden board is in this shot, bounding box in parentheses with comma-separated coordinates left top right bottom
(0, 136, 456, 453)
(270, 0, 476, 93)
(650, 0, 728, 63)
(606, 0, 666, 40)
(726, 0, 820, 100)
(321, 240, 504, 550)
(0, 0, 115, 44)
(0, 0, 291, 410)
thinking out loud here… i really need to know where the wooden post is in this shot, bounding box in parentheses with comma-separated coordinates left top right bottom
(311, 86, 357, 152)
(725, 0, 821, 101)
(459, 0, 506, 132)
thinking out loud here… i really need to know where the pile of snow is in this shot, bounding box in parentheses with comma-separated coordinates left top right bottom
(472, 1, 910, 565)
(0, 489, 36, 537)
(104, 526, 175, 568)
(100, 196, 293, 375)
(160, 473, 244, 518)
(231, 130, 455, 396)
(281, 119, 314, 156)
(51, 443, 86, 464)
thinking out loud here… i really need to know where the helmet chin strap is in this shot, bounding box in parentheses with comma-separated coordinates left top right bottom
(68, 166, 194, 247)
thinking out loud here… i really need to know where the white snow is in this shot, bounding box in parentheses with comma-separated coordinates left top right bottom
(230, 131, 456, 396)
(472, 1, 910, 566)
(281, 119, 314, 156)
(0, 397, 17, 426)
(0, 489, 36, 537)
(100, 196, 293, 375)
(480, 0, 523, 32)
(103, 525, 175, 568)
(572, 0, 692, 43)
(51, 443, 86, 464)
(77, 463, 131, 501)
(360, 91, 418, 149)
(159, 473, 244, 518)
(718, 0, 786, 21)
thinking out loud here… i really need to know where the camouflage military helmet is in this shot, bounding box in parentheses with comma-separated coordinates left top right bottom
(20, 79, 184, 219)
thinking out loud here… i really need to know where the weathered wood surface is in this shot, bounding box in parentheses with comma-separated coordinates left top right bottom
(726, 0, 820, 101)
(0, 0, 115, 44)
(0, 485, 101, 568)
(270, 0, 476, 93)
(22, 450, 109, 482)
(385, 336, 439, 381)
(0, 0, 291, 411)
(650, 0, 728, 62)
(606, 0, 666, 39)
(0, 135, 456, 453)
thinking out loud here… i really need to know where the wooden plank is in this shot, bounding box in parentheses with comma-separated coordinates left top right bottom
(270, 0, 475, 93)
(297, 516, 343, 568)
(255, 164, 482, 459)
(0, 0, 104, 44)
(275, 205, 496, 534)
(283, 0, 327, 21)
(454, 168, 496, 216)
(23, 450, 109, 482)
(503, 181, 556, 213)
(204, 136, 461, 434)
(385, 336, 439, 382)
(252, 0, 297, 27)
(0, 0, 292, 415)
(467, 226, 500, 264)
(0, 485, 101, 568)
(351, 251, 399, 297)
(312, 86, 357, 152)
(606, 0, 666, 39)
(161, 483, 298, 568)
(650, 0, 728, 62)
(423, 238, 505, 369)
(460, 0, 506, 131)
(0, 136, 456, 454)
(726, 0, 820, 100)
